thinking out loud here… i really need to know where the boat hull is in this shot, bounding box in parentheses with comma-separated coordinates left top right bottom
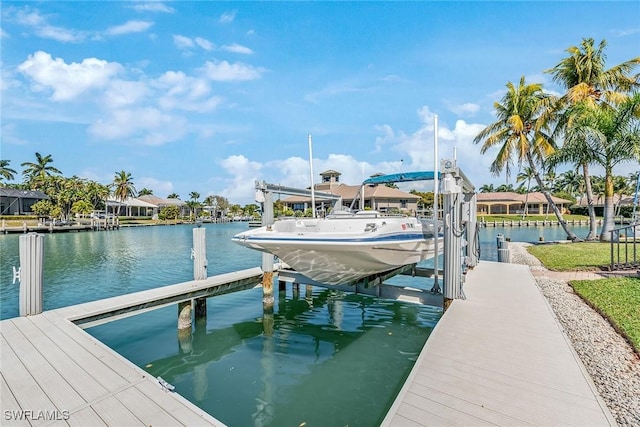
(232, 214, 441, 285)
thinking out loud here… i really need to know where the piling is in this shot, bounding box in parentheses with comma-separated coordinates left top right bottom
(19, 233, 44, 316)
(192, 227, 207, 280)
(496, 233, 511, 263)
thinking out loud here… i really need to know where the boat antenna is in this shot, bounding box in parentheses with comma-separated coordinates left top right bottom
(308, 134, 316, 218)
(432, 115, 440, 293)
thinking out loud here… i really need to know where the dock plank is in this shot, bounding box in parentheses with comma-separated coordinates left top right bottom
(90, 395, 146, 427)
(1, 320, 86, 411)
(382, 261, 615, 427)
(1, 374, 30, 427)
(65, 407, 107, 427)
(0, 334, 60, 425)
(114, 385, 188, 426)
(11, 316, 109, 403)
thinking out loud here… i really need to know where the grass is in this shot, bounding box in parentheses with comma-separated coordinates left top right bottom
(570, 278, 640, 353)
(526, 241, 639, 353)
(527, 242, 611, 271)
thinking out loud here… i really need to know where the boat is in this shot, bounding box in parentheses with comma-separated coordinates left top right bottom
(232, 210, 442, 285)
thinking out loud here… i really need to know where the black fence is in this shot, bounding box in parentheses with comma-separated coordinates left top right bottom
(608, 222, 639, 271)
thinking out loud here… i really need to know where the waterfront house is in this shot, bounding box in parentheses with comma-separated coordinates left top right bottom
(476, 192, 573, 215)
(282, 170, 421, 214)
(0, 188, 49, 215)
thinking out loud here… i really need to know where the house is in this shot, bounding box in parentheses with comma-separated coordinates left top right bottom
(476, 192, 573, 215)
(282, 170, 421, 214)
(105, 195, 189, 217)
(0, 188, 49, 215)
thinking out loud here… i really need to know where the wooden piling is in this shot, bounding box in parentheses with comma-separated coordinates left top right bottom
(19, 233, 44, 316)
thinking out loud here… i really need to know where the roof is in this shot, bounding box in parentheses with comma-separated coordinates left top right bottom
(283, 183, 421, 203)
(137, 194, 187, 206)
(0, 188, 49, 199)
(476, 192, 573, 205)
(107, 197, 158, 208)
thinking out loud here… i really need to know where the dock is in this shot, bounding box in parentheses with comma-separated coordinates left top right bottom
(382, 261, 616, 426)
(1, 268, 263, 426)
(1, 261, 617, 426)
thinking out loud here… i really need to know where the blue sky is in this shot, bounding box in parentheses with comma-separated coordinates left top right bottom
(2, 1, 639, 205)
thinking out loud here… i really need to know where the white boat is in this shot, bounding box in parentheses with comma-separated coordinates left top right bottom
(232, 210, 442, 285)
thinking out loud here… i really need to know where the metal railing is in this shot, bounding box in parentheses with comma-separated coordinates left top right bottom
(608, 222, 639, 271)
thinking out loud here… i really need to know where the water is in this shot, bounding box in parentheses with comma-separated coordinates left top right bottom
(0, 222, 591, 426)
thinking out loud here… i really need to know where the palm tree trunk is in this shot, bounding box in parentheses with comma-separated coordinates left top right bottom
(599, 172, 616, 242)
(581, 163, 598, 240)
(527, 152, 580, 241)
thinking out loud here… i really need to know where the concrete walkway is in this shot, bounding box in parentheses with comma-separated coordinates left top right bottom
(382, 261, 616, 426)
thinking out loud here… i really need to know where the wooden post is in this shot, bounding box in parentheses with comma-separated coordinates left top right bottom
(192, 227, 207, 280)
(261, 190, 275, 308)
(194, 298, 207, 319)
(19, 233, 44, 316)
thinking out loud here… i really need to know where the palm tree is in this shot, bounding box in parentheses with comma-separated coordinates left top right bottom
(112, 171, 137, 217)
(516, 166, 535, 219)
(20, 152, 62, 188)
(546, 37, 640, 239)
(138, 188, 153, 196)
(474, 76, 579, 240)
(0, 160, 17, 183)
(167, 193, 180, 199)
(562, 94, 640, 241)
(479, 184, 495, 193)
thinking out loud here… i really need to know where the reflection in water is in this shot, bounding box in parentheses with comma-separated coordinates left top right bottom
(89, 286, 441, 427)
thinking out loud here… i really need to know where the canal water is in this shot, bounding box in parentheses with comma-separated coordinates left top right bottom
(0, 222, 592, 426)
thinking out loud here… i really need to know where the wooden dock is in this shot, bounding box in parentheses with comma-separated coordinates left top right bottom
(382, 261, 616, 426)
(1, 268, 263, 426)
(1, 261, 617, 426)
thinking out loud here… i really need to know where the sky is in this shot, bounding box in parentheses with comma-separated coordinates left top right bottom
(2, 1, 639, 205)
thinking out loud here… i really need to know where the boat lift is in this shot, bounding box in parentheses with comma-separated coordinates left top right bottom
(253, 160, 478, 307)
(362, 160, 478, 305)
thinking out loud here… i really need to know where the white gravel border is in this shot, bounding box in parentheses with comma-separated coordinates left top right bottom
(509, 242, 640, 426)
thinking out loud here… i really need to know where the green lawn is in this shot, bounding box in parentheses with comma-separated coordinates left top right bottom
(526, 242, 639, 353)
(527, 242, 611, 271)
(570, 278, 640, 352)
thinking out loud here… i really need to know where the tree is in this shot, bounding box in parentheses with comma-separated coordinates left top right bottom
(546, 37, 640, 239)
(112, 171, 136, 216)
(516, 167, 535, 218)
(138, 188, 153, 196)
(167, 193, 180, 199)
(561, 94, 640, 240)
(0, 160, 17, 183)
(21, 152, 62, 188)
(474, 76, 579, 241)
(478, 184, 495, 193)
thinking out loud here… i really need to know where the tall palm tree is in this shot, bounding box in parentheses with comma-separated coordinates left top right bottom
(0, 160, 17, 184)
(138, 188, 153, 196)
(546, 38, 639, 239)
(562, 94, 640, 241)
(112, 171, 137, 217)
(167, 193, 180, 199)
(20, 152, 62, 188)
(516, 166, 535, 219)
(474, 76, 579, 240)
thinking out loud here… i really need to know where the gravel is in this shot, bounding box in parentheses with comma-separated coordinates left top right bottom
(509, 242, 640, 426)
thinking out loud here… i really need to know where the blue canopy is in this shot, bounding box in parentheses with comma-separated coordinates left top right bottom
(362, 171, 440, 185)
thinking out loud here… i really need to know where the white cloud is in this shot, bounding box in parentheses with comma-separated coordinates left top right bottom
(154, 71, 222, 112)
(222, 43, 254, 55)
(173, 35, 214, 52)
(13, 7, 85, 42)
(88, 107, 187, 146)
(195, 37, 214, 51)
(129, 3, 175, 13)
(201, 60, 265, 81)
(449, 102, 480, 116)
(105, 20, 154, 36)
(173, 34, 194, 49)
(218, 155, 263, 201)
(104, 80, 148, 108)
(219, 10, 237, 24)
(137, 177, 174, 196)
(18, 51, 122, 101)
